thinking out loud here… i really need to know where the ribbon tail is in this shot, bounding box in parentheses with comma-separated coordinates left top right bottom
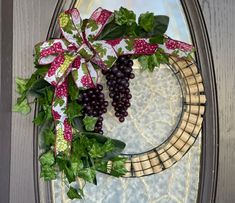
(106, 37, 194, 59)
(52, 80, 72, 155)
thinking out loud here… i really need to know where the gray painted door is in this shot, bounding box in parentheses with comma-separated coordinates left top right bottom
(0, 0, 234, 203)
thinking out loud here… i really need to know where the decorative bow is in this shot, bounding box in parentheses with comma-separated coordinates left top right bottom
(35, 8, 194, 154)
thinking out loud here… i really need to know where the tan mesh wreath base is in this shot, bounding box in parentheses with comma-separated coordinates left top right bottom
(105, 56, 206, 178)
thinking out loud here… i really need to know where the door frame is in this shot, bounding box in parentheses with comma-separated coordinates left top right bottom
(181, 1, 219, 202)
(0, 0, 13, 202)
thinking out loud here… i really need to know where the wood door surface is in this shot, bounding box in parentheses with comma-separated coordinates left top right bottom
(0, 0, 234, 203)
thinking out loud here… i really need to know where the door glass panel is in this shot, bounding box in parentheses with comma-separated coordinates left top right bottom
(50, 0, 201, 202)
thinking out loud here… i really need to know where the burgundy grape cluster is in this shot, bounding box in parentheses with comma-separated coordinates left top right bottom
(102, 55, 135, 122)
(80, 84, 108, 134)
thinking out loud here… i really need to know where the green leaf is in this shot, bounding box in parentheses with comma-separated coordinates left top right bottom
(103, 139, 115, 153)
(71, 136, 89, 158)
(42, 104, 53, 121)
(138, 55, 149, 70)
(149, 35, 166, 44)
(12, 97, 31, 115)
(97, 20, 127, 40)
(39, 151, 55, 166)
(126, 22, 142, 37)
(114, 7, 136, 26)
(77, 168, 96, 183)
(33, 111, 46, 126)
(151, 15, 169, 35)
(56, 156, 76, 183)
(95, 159, 109, 173)
(29, 78, 50, 97)
(71, 159, 84, 176)
(68, 74, 80, 101)
(15, 77, 29, 94)
(138, 12, 154, 32)
(83, 116, 98, 131)
(67, 187, 83, 200)
(89, 139, 114, 158)
(82, 132, 126, 159)
(89, 142, 104, 158)
(67, 102, 83, 122)
(109, 157, 128, 177)
(138, 54, 159, 72)
(42, 128, 55, 147)
(72, 117, 83, 131)
(40, 165, 56, 181)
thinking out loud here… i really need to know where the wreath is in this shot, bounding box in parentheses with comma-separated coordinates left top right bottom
(13, 7, 204, 200)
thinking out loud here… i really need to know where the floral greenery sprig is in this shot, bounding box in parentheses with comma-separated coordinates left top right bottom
(13, 7, 194, 200)
(13, 66, 128, 199)
(98, 7, 170, 72)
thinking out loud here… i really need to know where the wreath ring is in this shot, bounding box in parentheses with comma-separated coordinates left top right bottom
(115, 56, 206, 178)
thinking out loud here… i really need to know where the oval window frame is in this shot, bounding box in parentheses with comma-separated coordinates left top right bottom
(33, 0, 219, 202)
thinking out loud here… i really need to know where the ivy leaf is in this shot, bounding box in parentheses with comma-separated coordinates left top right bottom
(155, 49, 169, 64)
(34, 65, 49, 75)
(114, 7, 136, 26)
(138, 54, 159, 72)
(89, 142, 105, 158)
(40, 165, 57, 181)
(39, 151, 55, 166)
(103, 139, 115, 153)
(71, 159, 84, 176)
(138, 12, 154, 32)
(15, 77, 29, 94)
(95, 159, 109, 173)
(149, 35, 166, 44)
(109, 157, 128, 177)
(89, 139, 114, 158)
(67, 102, 83, 122)
(126, 22, 142, 37)
(72, 117, 83, 131)
(97, 20, 127, 40)
(82, 132, 126, 159)
(42, 104, 53, 121)
(83, 116, 98, 131)
(56, 156, 76, 183)
(12, 97, 31, 115)
(77, 168, 96, 183)
(42, 128, 55, 147)
(68, 74, 80, 101)
(67, 187, 83, 200)
(71, 135, 89, 158)
(33, 111, 46, 126)
(29, 78, 50, 97)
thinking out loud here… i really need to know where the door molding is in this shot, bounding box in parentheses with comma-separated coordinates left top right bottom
(0, 0, 13, 202)
(181, 1, 219, 202)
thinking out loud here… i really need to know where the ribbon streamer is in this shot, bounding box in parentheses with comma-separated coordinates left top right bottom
(35, 8, 194, 154)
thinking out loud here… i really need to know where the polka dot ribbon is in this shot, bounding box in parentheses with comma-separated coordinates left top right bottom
(34, 8, 194, 154)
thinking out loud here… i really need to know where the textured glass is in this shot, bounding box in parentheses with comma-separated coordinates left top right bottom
(51, 0, 201, 202)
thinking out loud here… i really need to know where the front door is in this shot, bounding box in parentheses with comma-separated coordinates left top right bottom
(0, 0, 234, 203)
